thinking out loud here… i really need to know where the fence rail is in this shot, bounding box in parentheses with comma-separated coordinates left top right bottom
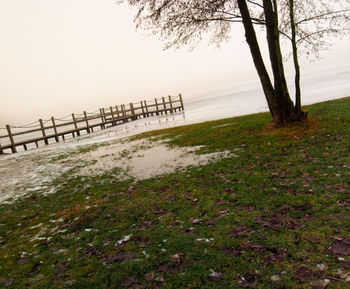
(0, 94, 184, 154)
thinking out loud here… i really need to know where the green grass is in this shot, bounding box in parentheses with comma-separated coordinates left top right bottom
(1, 97, 350, 288)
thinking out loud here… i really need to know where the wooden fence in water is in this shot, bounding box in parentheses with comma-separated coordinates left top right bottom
(0, 94, 184, 154)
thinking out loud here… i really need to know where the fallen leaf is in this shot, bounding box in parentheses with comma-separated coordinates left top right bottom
(120, 277, 137, 287)
(328, 239, 350, 256)
(157, 264, 168, 273)
(295, 266, 315, 281)
(154, 275, 165, 282)
(241, 241, 265, 252)
(311, 279, 329, 289)
(0, 278, 14, 287)
(189, 217, 201, 224)
(65, 280, 76, 287)
(104, 251, 137, 263)
(343, 261, 350, 268)
(170, 254, 181, 263)
(237, 271, 259, 287)
(17, 257, 30, 264)
(209, 271, 222, 282)
(228, 225, 252, 237)
(270, 275, 281, 281)
(308, 236, 320, 243)
(145, 272, 154, 281)
(84, 245, 100, 257)
(264, 249, 287, 264)
(54, 261, 69, 279)
(34, 274, 44, 282)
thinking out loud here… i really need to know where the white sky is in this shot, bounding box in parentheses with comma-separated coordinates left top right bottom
(0, 0, 349, 127)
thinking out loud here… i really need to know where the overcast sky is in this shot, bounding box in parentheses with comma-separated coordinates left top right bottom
(0, 0, 349, 127)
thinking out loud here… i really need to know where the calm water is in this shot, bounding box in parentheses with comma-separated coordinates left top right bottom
(1, 63, 349, 153)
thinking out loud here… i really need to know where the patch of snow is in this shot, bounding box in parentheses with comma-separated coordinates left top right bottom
(29, 223, 43, 230)
(0, 114, 234, 204)
(116, 234, 132, 245)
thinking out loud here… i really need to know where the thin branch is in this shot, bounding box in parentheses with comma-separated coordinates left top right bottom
(296, 9, 350, 25)
(247, 0, 265, 10)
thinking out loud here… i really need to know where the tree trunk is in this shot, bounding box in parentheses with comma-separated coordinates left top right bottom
(237, 0, 278, 122)
(262, 0, 304, 124)
(238, 0, 306, 124)
(289, 0, 305, 119)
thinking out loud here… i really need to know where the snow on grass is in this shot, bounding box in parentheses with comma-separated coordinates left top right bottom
(0, 113, 235, 204)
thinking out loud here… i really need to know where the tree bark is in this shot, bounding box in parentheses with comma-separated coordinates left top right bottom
(263, 0, 302, 124)
(238, 0, 306, 124)
(237, 0, 278, 122)
(289, 0, 305, 119)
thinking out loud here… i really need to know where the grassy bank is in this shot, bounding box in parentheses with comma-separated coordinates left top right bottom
(1, 97, 350, 288)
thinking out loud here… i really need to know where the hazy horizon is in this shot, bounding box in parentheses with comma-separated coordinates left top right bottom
(0, 0, 349, 127)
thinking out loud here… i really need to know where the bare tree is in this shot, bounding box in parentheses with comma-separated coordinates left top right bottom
(279, 0, 350, 117)
(119, 0, 350, 125)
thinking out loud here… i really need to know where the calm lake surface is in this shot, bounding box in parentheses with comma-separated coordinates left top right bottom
(1, 63, 349, 152)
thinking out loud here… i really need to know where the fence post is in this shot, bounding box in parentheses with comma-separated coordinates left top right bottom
(0, 142, 3, 154)
(51, 117, 59, 142)
(83, 111, 91, 133)
(115, 105, 120, 118)
(72, 113, 80, 136)
(140, 101, 145, 117)
(110, 106, 115, 125)
(179, 93, 184, 110)
(121, 105, 126, 122)
(162, 97, 167, 114)
(102, 108, 107, 122)
(168, 95, 174, 113)
(6, 125, 17, 153)
(144, 100, 149, 117)
(39, 119, 48, 145)
(130, 103, 136, 120)
(99, 109, 105, 129)
(155, 98, 159, 116)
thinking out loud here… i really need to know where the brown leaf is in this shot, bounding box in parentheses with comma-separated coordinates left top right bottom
(237, 271, 259, 287)
(241, 241, 265, 252)
(65, 280, 76, 287)
(0, 278, 14, 287)
(343, 261, 350, 268)
(216, 210, 230, 219)
(226, 246, 243, 257)
(84, 245, 100, 256)
(54, 261, 69, 279)
(17, 257, 30, 264)
(264, 249, 287, 264)
(120, 277, 137, 287)
(295, 266, 315, 281)
(228, 225, 252, 237)
(145, 272, 154, 281)
(308, 236, 320, 243)
(209, 271, 223, 282)
(133, 236, 150, 248)
(157, 264, 168, 273)
(138, 220, 159, 231)
(311, 280, 329, 289)
(27, 262, 41, 277)
(170, 254, 181, 263)
(189, 217, 201, 224)
(154, 275, 165, 282)
(206, 219, 217, 227)
(328, 239, 350, 256)
(160, 194, 178, 201)
(104, 251, 137, 263)
(34, 274, 45, 282)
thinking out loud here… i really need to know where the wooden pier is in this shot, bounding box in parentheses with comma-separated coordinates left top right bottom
(0, 94, 184, 154)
